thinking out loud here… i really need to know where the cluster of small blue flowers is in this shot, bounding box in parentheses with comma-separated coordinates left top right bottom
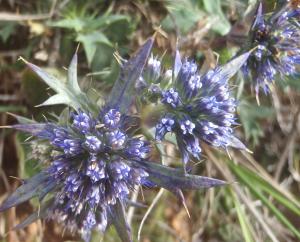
(242, 3, 300, 96)
(151, 52, 245, 165)
(35, 108, 150, 237)
(0, 38, 231, 242)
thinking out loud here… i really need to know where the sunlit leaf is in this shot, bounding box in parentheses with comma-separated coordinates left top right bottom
(20, 53, 97, 112)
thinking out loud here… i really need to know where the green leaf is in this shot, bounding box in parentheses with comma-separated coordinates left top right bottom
(229, 162, 300, 216)
(0, 22, 16, 42)
(7, 113, 35, 125)
(36, 94, 70, 107)
(203, 0, 231, 35)
(49, 14, 129, 33)
(0, 105, 26, 113)
(76, 31, 112, 66)
(89, 14, 130, 31)
(20, 53, 97, 113)
(48, 18, 87, 32)
(68, 53, 81, 94)
(230, 188, 255, 242)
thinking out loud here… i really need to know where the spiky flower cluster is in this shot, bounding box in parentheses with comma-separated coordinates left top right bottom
(0, 37, 235, 242)
(31, 108, 150, 238)
(141, 52, 247, 165)
(242, 3, 300, 95)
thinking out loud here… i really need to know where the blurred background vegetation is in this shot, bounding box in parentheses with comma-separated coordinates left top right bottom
(0, 0, 299, 242)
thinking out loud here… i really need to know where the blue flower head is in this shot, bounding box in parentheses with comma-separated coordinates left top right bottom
(152, 50, 249, 165)
(242, 3, 300, 96)
(22, 108, 150, 239)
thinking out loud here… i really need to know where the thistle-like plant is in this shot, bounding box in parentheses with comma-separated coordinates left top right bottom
(242, 2, 300, 98)
(0, 37, 227, 242)
(138, 50, 250, 168)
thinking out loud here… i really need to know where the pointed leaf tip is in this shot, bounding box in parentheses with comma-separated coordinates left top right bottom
(253, 2, 264, 29)
(68, 52, 82, 95)
(173, 49, 182, 78)
(11, 123, 46, 135)
(108, 37, 154, 112)
(218, 51, 251, 80)
(134, 160, 227, 190)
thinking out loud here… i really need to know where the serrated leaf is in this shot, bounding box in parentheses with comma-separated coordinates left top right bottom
(109, 199, 132, 242)
(76, 31, 112, 66)
(88, 14, 130, 31)
(0, 173, 50, 212)
(21, 54, 96, 112)
(7, 113, 35, 124)
(49, 14, 129, 33)
(108, 36, 154, 112)
(132, 160, 227, 190)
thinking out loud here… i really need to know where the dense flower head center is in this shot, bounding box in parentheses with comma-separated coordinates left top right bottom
(150, 51, 245, 164)
(37, 108, 151, 235)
